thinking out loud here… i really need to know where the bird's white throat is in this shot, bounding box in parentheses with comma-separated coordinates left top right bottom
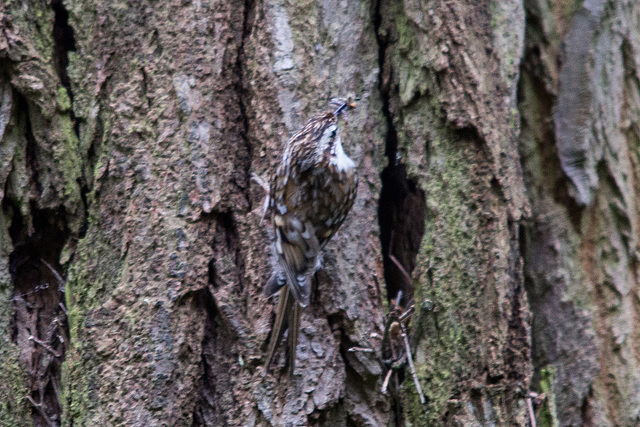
(331, 133, 355, 172)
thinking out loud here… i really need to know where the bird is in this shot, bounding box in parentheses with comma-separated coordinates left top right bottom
(263, 98, 358, 375)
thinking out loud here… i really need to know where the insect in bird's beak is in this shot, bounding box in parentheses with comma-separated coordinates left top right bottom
(333, 96, 358, 123)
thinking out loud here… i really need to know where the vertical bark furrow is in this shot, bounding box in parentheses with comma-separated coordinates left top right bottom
(8, 205, 69, 427)
(519, 0, 640, 424)
(375, 0, 426, 309)
(51, 0, 76, 99)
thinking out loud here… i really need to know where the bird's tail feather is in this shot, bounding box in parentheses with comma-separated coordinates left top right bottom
(264, 286, 302, 376)
(264, 286, 290, 374)
(289, 303, 301, 376)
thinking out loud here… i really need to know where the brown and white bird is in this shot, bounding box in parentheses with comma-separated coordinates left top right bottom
(264, 99, 358, 375)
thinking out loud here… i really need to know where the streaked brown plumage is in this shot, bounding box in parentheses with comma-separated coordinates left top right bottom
(264, 101, 358, 375)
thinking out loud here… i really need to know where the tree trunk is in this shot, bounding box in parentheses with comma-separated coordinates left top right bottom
(0, 0, 639, 426)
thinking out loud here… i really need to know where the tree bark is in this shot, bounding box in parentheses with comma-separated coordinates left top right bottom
(0, 0, 639, 426)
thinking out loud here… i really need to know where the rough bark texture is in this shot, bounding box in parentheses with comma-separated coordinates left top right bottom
(377, 0, 532, 424)
(520, 1, 640, 425)
(0, 0, 639, 426)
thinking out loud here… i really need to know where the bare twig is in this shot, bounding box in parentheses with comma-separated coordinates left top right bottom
(11, 283, 49, 301)
(381, 284, 428, 405)
(29, 336, 61, 358)
(41, 259, 64, 287)
(381, 368, 393, 394)
(400, 323, 425, 405)
(348, 347, 374, 353)
(51, 379, 62, 414)
(388, 230, 412, 286)
(527, 396, 537, 427)
(58, 302, 67, 316)
(24, 396, 54, 427)
(394, 290, 403, 308)
(389, 253, 413, 287)
(398, 304, 415, 322)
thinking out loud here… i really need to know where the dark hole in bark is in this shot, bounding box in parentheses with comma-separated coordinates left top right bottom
(374, 0, 426, 308)
(373, 0, 426, 423)
(210, 211, 245, 295)
(207, 259, 217, 288)
(51, 0, 81, 140)
(7, 204, 69, 427)
(378, 163, 426, 306)
(51, 0, 76, 94)
(469, 388, 487, 422)
(2, 84, 70, 426)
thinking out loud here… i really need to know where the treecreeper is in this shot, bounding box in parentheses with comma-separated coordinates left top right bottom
(263, 98, 359, 375)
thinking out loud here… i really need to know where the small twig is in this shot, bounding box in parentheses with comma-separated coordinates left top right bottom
(41, 259, 64, 287)
(389, 254, 413, 287)
(29, 336, 61, 358)
(51, 378, 62, 413)
(348, 347, 374, 353)
(400, 323, 425, 405)
(398, 304, 415, 322)
(58, 302, 67, 316)
(24, 396, 54, 427)
(11, 283, 49, 301)
(388, 230, 413, 286)
(394, 290, 403, 308)
(527, 396, 537, 427)
(381, 368, 393, 394)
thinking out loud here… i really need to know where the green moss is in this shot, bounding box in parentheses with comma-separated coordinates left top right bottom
(395, 11, 415, 54)
(537, 366, 559, 427)
(55, 114, 83, 202)
(0, 205, 31, 426)
(403, 121, 484, 423)
(0, 291, 31, 427)
(57, 87, 72, 112)
(61, 344, 97, 427)
(0, 348, 31, 427)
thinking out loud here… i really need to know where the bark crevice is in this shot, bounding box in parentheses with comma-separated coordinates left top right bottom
(194, 0, 255, 420)
(373, 0, 426, 313)
(192, 287, 231, 427)
(373, 0, 426, 424)
(235, 0, 255, 209)
(7, 202, 69, 427)
(51, 0, 76, 94)
(51, 0, 79, 140)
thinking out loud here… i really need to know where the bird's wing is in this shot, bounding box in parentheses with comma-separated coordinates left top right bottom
(275, 217, 319, 307)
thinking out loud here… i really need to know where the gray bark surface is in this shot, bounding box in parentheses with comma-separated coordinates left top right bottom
(0, 0, 639, 426)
